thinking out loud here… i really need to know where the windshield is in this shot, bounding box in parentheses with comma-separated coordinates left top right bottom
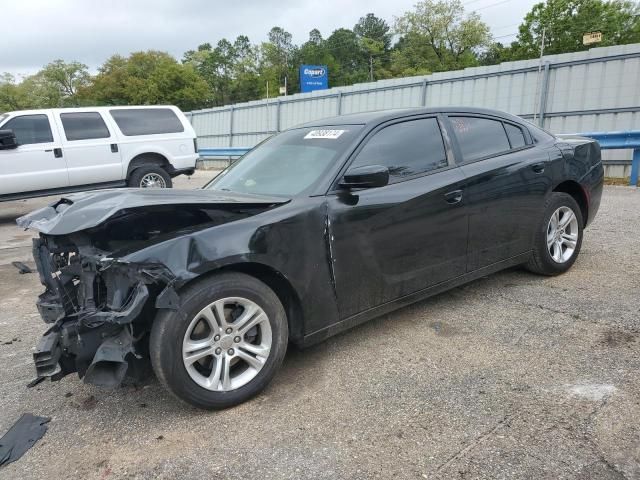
(205, 125, 363, 196)
(0, 114, 8, 126)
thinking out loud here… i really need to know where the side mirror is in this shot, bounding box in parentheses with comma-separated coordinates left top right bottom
(340, 165, 389, 189)
(0, 130, 18, 150)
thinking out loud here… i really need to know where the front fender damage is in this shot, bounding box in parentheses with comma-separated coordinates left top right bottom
(31, 234, 178, 387)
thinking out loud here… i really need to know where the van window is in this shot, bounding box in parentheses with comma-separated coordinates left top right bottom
(60, 112, 110, 141)
(109, 108, 184, 136)
(2, 115, 53, 145)
(449, 116, 511, 162)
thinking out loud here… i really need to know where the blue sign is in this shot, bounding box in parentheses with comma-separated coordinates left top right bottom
(300, 65, 328, 93)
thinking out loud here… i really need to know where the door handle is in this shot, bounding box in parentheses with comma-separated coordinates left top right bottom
(53, 148, 63, 158)
(531, 162, 545, 173)
(110, 143, 118, 153)
(444, 190, 463, 204)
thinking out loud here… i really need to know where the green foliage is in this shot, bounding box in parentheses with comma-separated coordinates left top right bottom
(510, 0, 640, 59)
(2, 0, 640, 112)
(90, 51, 209, 110)
(394, 0, 492, 72)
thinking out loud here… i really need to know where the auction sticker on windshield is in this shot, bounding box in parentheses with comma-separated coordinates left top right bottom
(304, 129, 346, 139)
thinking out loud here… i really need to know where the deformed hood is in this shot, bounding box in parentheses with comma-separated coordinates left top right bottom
(16, 188, 289, 235)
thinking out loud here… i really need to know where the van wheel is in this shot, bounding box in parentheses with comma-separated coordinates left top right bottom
(525, 192, 583, 276)
(150, 272, 288, 409)
(128, 166, 172, 188)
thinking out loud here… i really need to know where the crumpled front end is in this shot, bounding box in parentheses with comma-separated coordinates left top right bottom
(31, 234, 177, 387)
(18, 189, 288, 388)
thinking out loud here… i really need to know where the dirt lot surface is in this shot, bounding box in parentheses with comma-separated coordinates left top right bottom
(0, 181, 638, 479)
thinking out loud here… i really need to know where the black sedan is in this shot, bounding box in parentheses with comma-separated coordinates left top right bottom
(18, 107, 603, 409)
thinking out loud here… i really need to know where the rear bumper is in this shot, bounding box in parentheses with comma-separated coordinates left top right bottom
(583, 161, 604, 227)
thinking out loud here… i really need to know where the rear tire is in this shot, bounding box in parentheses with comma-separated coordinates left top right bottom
(525, 192, 583, 276)
(128, 165, 172, 188)
(150, 272, 288, 409)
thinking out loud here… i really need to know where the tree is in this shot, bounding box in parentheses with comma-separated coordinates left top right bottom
(355, 14, 393, 81)
(260, 27, 297, 95)
(354, 13, 392, 50)
(39, 60, 91, 105)
(394, 0, 492, 71)
(0, 74, 28, 112)
(90, 51, 209, 111)
(326, 28, 369, 86)
(510, 0, 640, 59)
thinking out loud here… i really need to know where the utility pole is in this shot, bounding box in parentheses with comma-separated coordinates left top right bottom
(533, 27, 546, 123)
(369, 56, 374, 82)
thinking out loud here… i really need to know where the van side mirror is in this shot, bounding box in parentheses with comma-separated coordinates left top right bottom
(340, 165, 389, 189)
(0, 130, 18, 150)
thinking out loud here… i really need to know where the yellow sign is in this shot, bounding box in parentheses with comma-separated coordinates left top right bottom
(583, 32, 603, 45)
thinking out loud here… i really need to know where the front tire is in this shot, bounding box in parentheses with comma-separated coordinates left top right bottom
(525, 192, 583, 276)
(150, 272, 288, 409)
(128, 165, 172, 188)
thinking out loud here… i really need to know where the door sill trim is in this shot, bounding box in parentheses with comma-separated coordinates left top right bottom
(301, 251, 531, 347)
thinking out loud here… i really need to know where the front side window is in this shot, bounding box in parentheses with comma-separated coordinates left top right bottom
(450, 116, 510, 162)
(350, 118, 448, 181)
(110, 108, 184, 136)
(206, 125, 363, 196)
(2, 114, 53, 145)
(61, 112, 110, 141)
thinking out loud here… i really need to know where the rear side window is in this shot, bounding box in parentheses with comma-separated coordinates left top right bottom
(60, 112, 110, 141)
(2, 115, 53, 145)
(504, 123, 527, 149)
(350, 118, 448, 181)
(450, 116, 510, 162)
(110, 108, 184, 136)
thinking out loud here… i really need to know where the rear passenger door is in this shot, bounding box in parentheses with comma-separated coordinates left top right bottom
(328, 116, 468, 319)
(445, 115, 552, 271)
(54, 111, 123, 186)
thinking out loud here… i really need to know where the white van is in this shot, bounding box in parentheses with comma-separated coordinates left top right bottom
(0, 105, 198, 200)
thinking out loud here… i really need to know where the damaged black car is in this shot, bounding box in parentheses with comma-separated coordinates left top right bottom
(18, 107, 603, 409)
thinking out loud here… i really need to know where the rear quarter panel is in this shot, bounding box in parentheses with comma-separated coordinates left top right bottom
(553, 138, 604, 226)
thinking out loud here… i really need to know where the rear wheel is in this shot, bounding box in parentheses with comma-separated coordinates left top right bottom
(525, 192, 583, 276)
(128, 165, 172, 188)
(150, 272, 288, 409)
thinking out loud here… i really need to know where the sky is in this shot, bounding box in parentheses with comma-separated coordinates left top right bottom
(2, 0, 540, 77)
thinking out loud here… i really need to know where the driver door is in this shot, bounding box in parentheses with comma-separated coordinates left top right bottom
(327, 116, 469, 319)
(0, 113, 68, 195)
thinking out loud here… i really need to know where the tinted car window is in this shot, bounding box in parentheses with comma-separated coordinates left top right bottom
(2, 115, 53, 145)
(504, 123, 526, 149)
(110, 108, 184, 136)
(450, 116, 510, 162)
(350, 118, 448, 180)
(61, 112, 110, 141)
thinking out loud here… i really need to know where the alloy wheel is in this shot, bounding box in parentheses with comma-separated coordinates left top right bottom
(182, 297, 272, 391)
(547, 206, 579, 263)
(140, 173, 167, 188)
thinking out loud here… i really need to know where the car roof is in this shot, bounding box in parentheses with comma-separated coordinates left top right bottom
(296, 107, 526, 129)
(3, 105, 180, 116)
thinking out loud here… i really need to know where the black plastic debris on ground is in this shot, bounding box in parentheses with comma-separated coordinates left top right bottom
(11, 261, 33, 274)
(0, 414, 50, 467)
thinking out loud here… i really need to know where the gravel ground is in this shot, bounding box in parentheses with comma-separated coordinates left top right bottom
(0, 184, 638, 480)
